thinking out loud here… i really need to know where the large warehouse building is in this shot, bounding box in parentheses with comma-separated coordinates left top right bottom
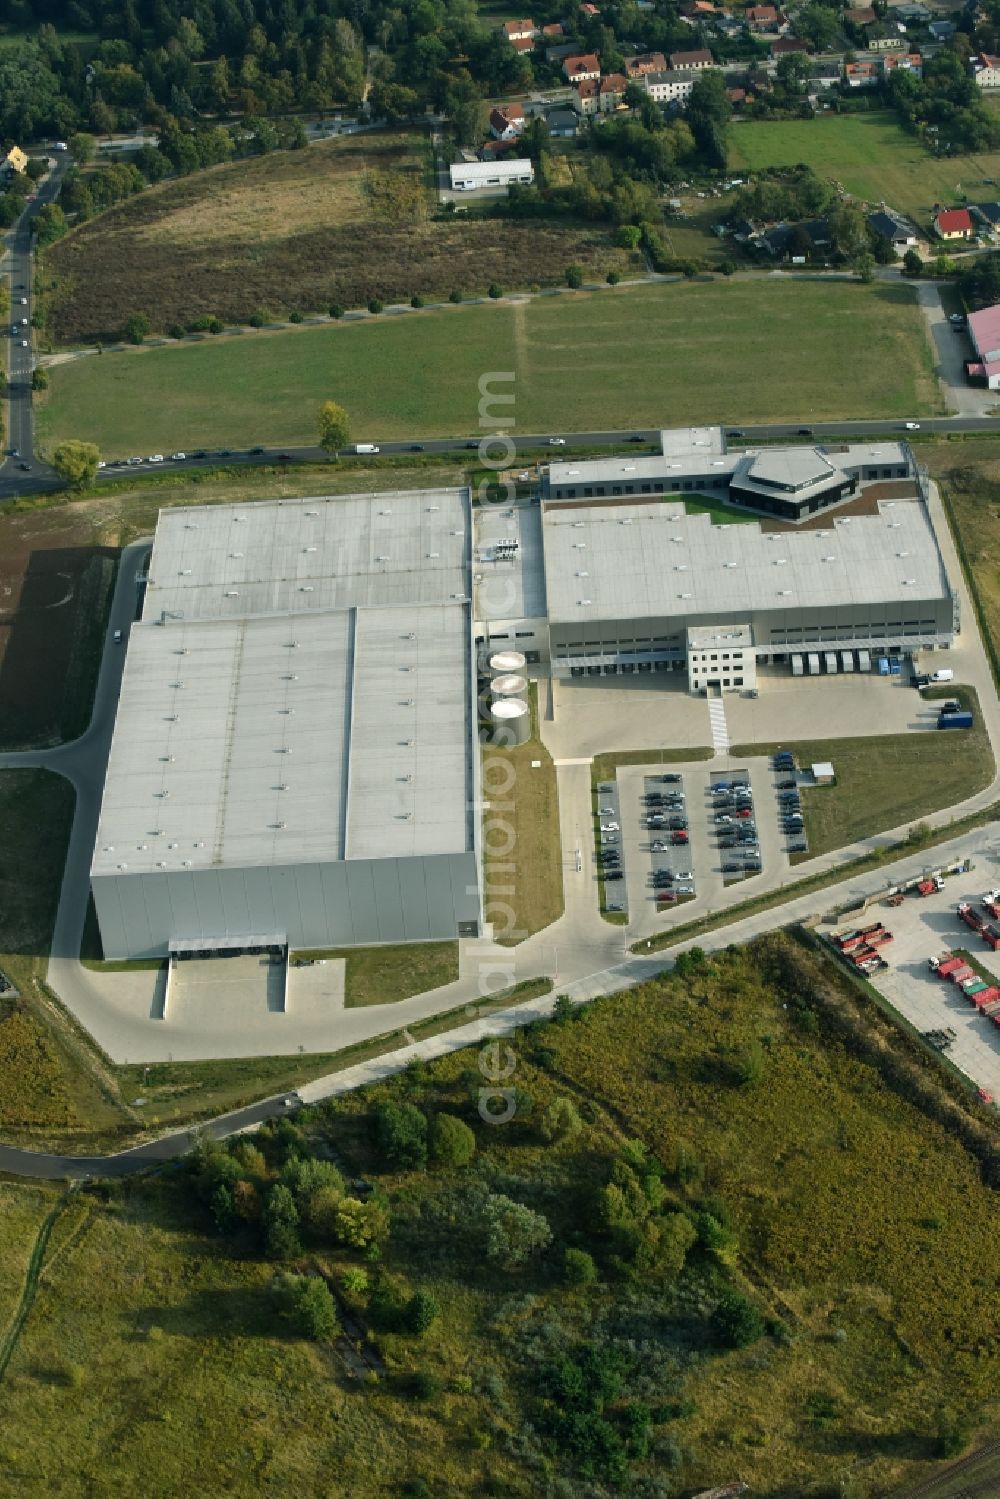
(92, 492, 483, 961)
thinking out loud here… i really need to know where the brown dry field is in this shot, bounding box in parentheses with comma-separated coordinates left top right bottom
(45, 132, 626, 344)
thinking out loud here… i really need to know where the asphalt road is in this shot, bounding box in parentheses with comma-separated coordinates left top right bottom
(1, 151, 71, 486)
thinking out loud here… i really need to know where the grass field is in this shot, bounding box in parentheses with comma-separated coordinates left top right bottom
(484, 684, 564, 946)
(44, 130, 625, 344)
(729, 112, 1000, 229)
(10, 936, 981, 1496)
(293, 942, 459, 1007)
(927, 440, 1000, 684)
(732, 687, 994, 856)
(39, 278, 942, 454)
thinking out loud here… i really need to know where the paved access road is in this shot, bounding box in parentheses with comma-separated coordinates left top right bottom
(1, 151, 72, 484)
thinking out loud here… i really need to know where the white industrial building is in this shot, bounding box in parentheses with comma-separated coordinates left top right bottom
(92, 491, 483, 961)
(449, 158, 534, 191)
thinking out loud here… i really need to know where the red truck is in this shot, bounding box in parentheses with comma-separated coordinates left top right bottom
(916, 878, 944, 897)
(929, 953, 963, 976)
(983, 924, 1000, 950)
(958, 902, 985, 932)
(970, 986, 1000, 1008)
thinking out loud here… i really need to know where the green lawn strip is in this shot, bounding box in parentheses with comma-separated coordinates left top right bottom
(728, 111, 1000, 227)
(633, 798, 1000, 954)
(39, 279, 940, 454)
(933, 460, 1000, 690)
(291, 942, 460, 1007)
(730, 686, 994, 857)
(115, 977, 553, 1131)
(0, 1190, 74, 1384)
(484, 683, 564, 947)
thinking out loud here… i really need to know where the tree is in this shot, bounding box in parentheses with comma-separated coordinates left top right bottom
(403, 1289, 440, 1335)
(829, 201, 869, 260)
(262, 1183, 301, 1259)
(854, 251, 877, 284)
(124, 311, 150, 345)
(52, 439, 100, 489)
(31, 367, 48, 391)
(606, 270, 620, 286)
(686, 70, 731, 170)
(334, 1195, 390, 1250)
(563, 1247, 597, 1286)
(271, 1272, 339, 1340)
(473, 1189, 552, 1265)
(797, 4, 838, 49)
(33, 202, 67, 246)
(317, 400, 350, 456)
(712, 1290, 764, 1348)
(68, 132, 96, 164)
(372, 1100, 428, 1169)
(428, 1113, 476, 1167)
(368, 298, 383, 314)
(565, 264, 584, 288)
(540, 1096, 582, 1144)
(903, 248, 924, 276)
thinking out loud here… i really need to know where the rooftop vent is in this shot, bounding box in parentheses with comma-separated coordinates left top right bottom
(304, 545, 317, 553)
(230, 552, 243, 559)
(225, 590, 239, 597)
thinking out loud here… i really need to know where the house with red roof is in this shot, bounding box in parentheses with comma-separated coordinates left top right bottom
(580, 2, 601, 15)
(771, 35, 809, 55)
(573, 76, 602, 113)
(624, 51, 667, 77)
(502, 18, 537, 40)
(745, 5, 779, 30)
(599, 72, 628, 110)
(935, 207, 975, 239)
(844, 57, 879, 85)
(563, 52, 601, 82)
(490, 104, 526, 139)
(541, 21, 565, 38)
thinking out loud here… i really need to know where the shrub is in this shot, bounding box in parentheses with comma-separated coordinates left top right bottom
(289, 310, 304, 323)
(565, 264, 584, 288)
(540, 1096, 582, 1145)
(124, 311, 150, 344)
(448, 289, 463, 304)
(563, 1247, 597, 1286)
(936, 1406, 972, 1458)
(328, 304, 345, 319)
(487, 282, 503, 299)
(410, 294, 425, 308)
(403, 1290, 441, 1336)
(551, 993, 574, 1024)
(368, 298, 384, 314)
(31, 367, 48, 391)
(712, 1290, 764, 1349)
(271, 1272, 339, 1340)
(247, 312, 265, 327)
(606, 270, 620, 286)
(428, 1112, 476, 1167)
(409, 1369, 441, 1400)
(340, 1268, 369, 1298)
(372, 1100, 428, 1169)
(804, 1391, 842, 1429)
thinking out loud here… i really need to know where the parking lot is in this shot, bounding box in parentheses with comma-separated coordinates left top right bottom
(595, 778, 627, 917)
(821, 876, 1000, 1100)
(709, 767, 761, 887)
(642, 771, 695, 910)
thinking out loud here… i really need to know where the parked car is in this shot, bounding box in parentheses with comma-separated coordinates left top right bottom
(547, 437, 566, 446)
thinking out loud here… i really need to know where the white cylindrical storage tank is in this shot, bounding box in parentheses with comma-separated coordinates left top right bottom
(490, 697, 530, 746)
(491, 672, 528, 701)
(488, 650, 527, 678)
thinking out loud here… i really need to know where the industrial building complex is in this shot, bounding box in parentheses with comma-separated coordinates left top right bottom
(91, 428, 957, 961)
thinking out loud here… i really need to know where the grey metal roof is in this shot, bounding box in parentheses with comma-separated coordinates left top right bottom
(143, 489, 470, 622)
(93, 602, 473, 879)
(541, 498, 950, 626)
(547, 451, 737, 491)
(474, 500, 548, 621)
(736, 447, 846, 496)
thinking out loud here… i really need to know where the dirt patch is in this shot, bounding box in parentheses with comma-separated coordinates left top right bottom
(0, 507, 116, 748)
(44, 132, 624, 344)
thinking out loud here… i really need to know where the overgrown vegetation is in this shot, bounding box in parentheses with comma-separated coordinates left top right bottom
(1, 937, 995, 1495)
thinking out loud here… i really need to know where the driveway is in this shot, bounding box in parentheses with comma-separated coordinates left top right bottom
(913, 279, 998, 417)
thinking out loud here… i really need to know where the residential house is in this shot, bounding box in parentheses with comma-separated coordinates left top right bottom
(808, 61, 842, 91)
(844, 57, 879, 85)
(934, 207, 975, 239)
(451, 158, 534, 191)
(727, 85, 748, 108)
(541, 21, 565, 39)
(489, 104, 525, 139)
(580, 1, 601, 14)
(546, 41, 579, 61)
(845, 4, 876, 22)
(771, 36, 809, 55)
(573, 76, 602, 113)
(865, 23, 906, 49)
(669, 47, 714, 69)
(624, 50, 668, 77)
(971, 201, 1000, 234)
(965, 302, 1000, 389)
(599, 72, 629, 110)
(868, 206, 920, 249)
(755, 218, 831, 260)
(881, 51, 923, 77)
(502, 18, 537, 41)
(478, 138, 521, 160)
(642, 68, 697, 105)
(928, 19, 956, 40)
(972, 52, 1000, 87)
(684, 0, 718, 17)
(745, 5, 779, 30)
(892, 1, 931, 21)
(563, 52, 602, 82)
(509, 35, 536, 53)
(545, 107, 579, 136)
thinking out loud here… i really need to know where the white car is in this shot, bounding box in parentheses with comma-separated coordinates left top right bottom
(127, 456, 143, 465)
(547, 437, 566, 445)
(148, 454, 165, 463)
(53, 141, 68, 151)
(19, 297, 26, 306)
(170, 451, 186, 461)
(675, 883, 694, 894)
(97, 460, 106, 469)
(904, 421, 920, 431)
(601, 822, 619, 833)
(20, 339, 27, 347)
(674, 869, 692, 881)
